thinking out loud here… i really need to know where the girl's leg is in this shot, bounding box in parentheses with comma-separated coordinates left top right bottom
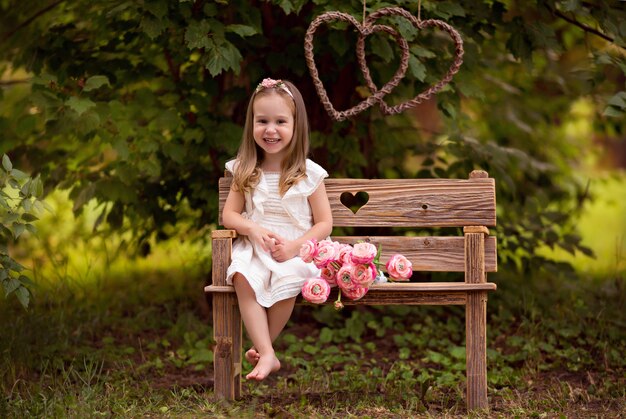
(245, 297, 296, 365)
(232, 273, 280, 381)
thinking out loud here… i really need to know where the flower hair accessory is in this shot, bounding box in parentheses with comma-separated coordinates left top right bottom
(255, 78, 294, 99)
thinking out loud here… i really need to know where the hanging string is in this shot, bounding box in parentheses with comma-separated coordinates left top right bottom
(362, 0, 366, 23)
(417, 0, 422, 22)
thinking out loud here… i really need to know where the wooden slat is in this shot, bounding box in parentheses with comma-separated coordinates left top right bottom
(334, 236, 497, 272)
(208, 282, 496, 294)
(211, 235, 242, 399)
(212, 229, 237, 239)
(219, 177, 496, 227)
(205, 235, 497, 274)
(295, 282, 496, 306)
(465, 231, 488, 410)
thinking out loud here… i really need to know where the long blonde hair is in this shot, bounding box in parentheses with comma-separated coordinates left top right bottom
(232, 79, 309, 196)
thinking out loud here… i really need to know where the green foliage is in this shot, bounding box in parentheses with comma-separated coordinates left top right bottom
(0, 225, 624, 416)
(0, 0, 625, 278)
(0, 154, 47, 308)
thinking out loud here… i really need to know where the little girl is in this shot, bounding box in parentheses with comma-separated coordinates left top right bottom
(222, 78, 333, 381)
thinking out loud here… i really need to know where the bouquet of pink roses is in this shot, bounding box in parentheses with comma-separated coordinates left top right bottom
(299, 239, 413, 308)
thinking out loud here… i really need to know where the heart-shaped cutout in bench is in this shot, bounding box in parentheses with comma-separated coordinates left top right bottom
(340, 191, 370, 214)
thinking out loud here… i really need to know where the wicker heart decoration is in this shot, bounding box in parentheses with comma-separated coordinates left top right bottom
(357, 7, 464, 115)
(304, 11, 410, 122)
(304, 7, 464, 121)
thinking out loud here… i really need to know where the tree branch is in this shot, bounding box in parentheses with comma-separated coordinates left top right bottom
(552, 8, 616, 45)
(1, 0, 65, 45)
(0, 79, 31, 86)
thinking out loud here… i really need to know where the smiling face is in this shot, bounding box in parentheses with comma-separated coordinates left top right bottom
(252, 92, 295, 164)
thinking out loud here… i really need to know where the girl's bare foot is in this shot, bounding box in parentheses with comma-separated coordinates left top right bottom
(245, 354, 280, 381)
(245, 348, 260, 366)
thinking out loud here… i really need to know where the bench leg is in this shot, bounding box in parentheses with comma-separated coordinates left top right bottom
(466, 290, 488, 411)
(213, 292, 242, 399)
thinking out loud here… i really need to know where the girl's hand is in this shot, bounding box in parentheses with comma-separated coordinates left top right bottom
(248, 227, 278, 252)
(269, 236, 299, 262)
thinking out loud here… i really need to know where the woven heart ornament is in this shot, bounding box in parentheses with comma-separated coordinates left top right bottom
(358, 7, 464, 115)
(304, 11, 409, 122)
(304, 7, 464, 121)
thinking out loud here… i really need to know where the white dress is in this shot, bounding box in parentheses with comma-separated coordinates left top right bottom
(225, 159, 328, 307)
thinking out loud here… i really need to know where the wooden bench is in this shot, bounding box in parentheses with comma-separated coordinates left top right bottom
(206, 170, 497, 411)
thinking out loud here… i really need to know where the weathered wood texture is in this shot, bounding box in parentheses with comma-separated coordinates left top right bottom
(334, 236, 497, 272)
(209, 171, 496, 411)
(465, 231, 488, 410)
(209, 233, 497, 273)
(219, 177, 496, 228)
(211, 236, 242, 399)
(206, 282, 498, 306)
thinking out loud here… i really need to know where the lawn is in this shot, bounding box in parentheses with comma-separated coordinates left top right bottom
(1, 183, 625, 417)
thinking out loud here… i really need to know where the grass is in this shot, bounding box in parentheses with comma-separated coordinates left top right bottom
(1, 186, 625, 417)
(1, 253, 624, 417)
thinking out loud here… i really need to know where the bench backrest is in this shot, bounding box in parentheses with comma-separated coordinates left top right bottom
(218, 171, 497, 273)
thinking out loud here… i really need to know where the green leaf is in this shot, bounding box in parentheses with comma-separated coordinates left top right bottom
(436, 2, 466, 19)
(319, 327, 333, 343)
(21, 213, 39, 222)
(12, 222, 25, 239)
(205, 39, 242, 76)
(329, 31, 349, 57)
(147, 0, 168, 19)
(15, 286, 30, 308)
(226, 24, 256, 37)
(607, 92, 626, 109)
(66, 96, 96, 116)
(371, 36, 393, 63)
(33, 176, 44, 198)
(32, 73, 57, 86)
(408, 56, 426, 81)
(602, 106, 623, 118)
(187, 348, 213, 364)
(10, 169, 28, 181)
(141, 16, 167, 40)
(185, 20, 211, 49)
(2, 154, 12, 171)
(18, 274, 35, 287)
(96, 179, 137, 204)
(4, 277, 20, 295)
(83, 75, 110, 92)
(162, 142, 185, 164)
(278, 0, 307, 14)
(450, 346, 465, 360)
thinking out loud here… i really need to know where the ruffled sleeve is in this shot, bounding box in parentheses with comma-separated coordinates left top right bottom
(281, 159, 329, 230)
(225, 159, 237, 175)
(224, 159, 258, 218)
(283, 159, 329, 199)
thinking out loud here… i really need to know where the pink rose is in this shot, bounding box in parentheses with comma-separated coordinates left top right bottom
(342, 286, 368, 301)
(320, 262, 338, 287)
(336, 263, 357, 291)
(260, 78, 280, 88)
(350, 242, 378, 264)
(314, 239, 337, 268)
(299, 239, 318, 263)
(337, 244, 353, 265)
(301, 278, 331, 304)
(351, 263, 376, 287)
(386, 254, 413, 281)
